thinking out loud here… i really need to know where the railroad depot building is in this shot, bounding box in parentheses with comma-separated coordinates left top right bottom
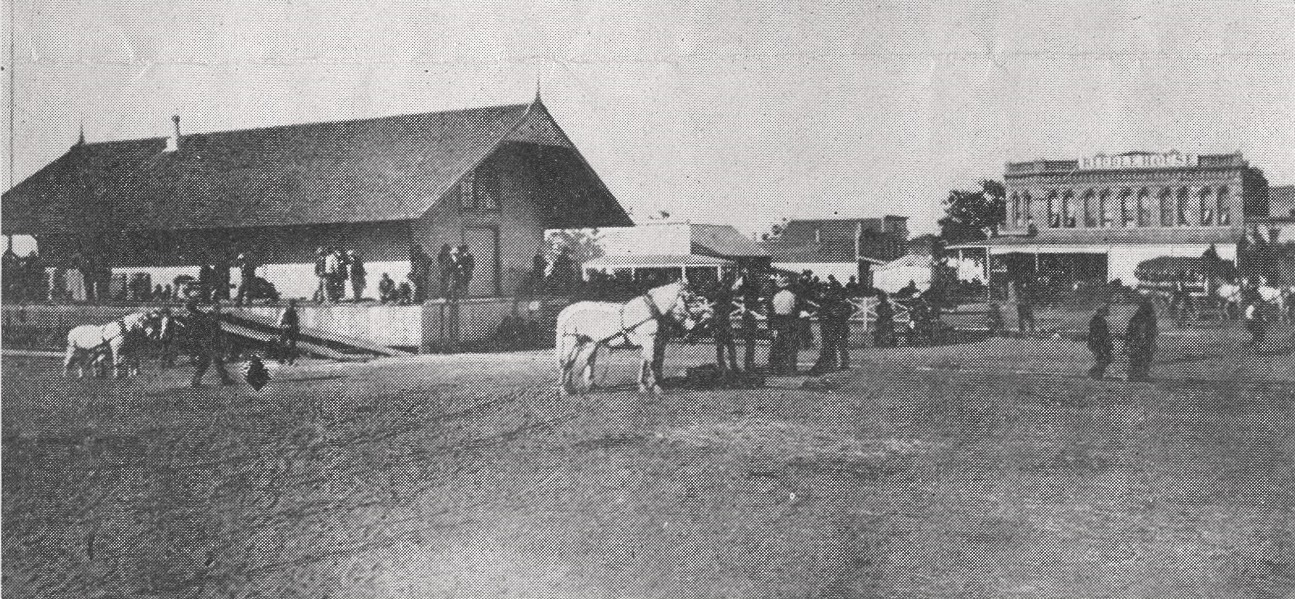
(953, 151, 1271, 289)
(1, 97, 631, 300)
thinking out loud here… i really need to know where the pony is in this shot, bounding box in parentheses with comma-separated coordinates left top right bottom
(64, 311, 161, 379)
(555, 282, 709, 395)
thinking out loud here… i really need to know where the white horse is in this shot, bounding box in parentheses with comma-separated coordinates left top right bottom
(64, 311, 161, 379)
(1215, 283, 1288, 321)
(555, 282, 707, 395)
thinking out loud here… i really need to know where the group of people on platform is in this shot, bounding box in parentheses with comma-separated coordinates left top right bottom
(314, 248, 367, 303)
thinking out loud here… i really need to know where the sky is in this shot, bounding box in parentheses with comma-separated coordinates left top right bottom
(4, 0, 1294, 249)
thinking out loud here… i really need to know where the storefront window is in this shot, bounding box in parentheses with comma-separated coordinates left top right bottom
(1082, 191, 1096, 227)
(1062, 193, 1076, 227)
(1011, 194, 1020, 227)
(1120, 190, 1134, 227)
(1199, 188, 1214, 225)
(1023, 192, 1033, 226)
(1100, 191, 1113, 228)
(1047, 192, 1060, 228)
(1159, 188, 1174, 226)
(1217, 187, 1231, 225)
(1137, 189, 1152, 227)
(1176, 188, 1190, 226)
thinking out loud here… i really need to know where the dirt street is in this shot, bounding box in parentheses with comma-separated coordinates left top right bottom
(4, 331, 1294, 597)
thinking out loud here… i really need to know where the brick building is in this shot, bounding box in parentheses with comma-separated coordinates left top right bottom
(2, 97, 631, 300)
(950, 152, 1271, 289)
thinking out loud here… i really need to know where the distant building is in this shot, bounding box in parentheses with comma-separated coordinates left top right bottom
(2, 97, 631, 299)
(1252, 184, 1294, 242)
(561, 221, 770, 287)
(949, 151, 1271, 288)
(759, 216, 908, 283)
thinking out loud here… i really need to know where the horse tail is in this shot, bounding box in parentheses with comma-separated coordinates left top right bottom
(555, 306, 574, 369)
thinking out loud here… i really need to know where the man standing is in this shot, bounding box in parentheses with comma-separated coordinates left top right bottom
(811, 285, 842, 374)
(738, 269, 762, 371)
(459, 245, 476, 296)
(157, 307, 178, 368)
(769, 276, 798, 374)
(1125, 298, 1158, 382)
(710, 273, 740, 373)
(1087, 304, 1112, 379)
(278, 298, 300, 365)
(1015, 279, 1036, 335)
(1244, 302, 1266, 346)
(188, 300, 234, 387)
(234, 253, 258, 306)
(313, 247, 328, 303)
(348, 250, 366, 302)
(873, 290, 895, 348)
(324, 249, 343, 302)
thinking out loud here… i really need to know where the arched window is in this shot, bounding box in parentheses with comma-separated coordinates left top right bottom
(1159, 188, 1174, 226)
(1176, 188, 1190, 226)
(1082, 190, 1096, 227)
(1120, 190, 1135, 227)
(1062, 192, 1076, 227)
(1100, 190, 1113, 228)
(1023, 192, 1033, 226)
(1011, 193, 1021, 227)
(1047, 191, 1060, 228)
(1217, 187, 1231, 225)
(1199, 188, 1214, 225)
(1137, 189, 1152, 227)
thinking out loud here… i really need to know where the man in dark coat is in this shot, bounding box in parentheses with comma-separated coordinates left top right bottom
(873, 290, 895, 347)
(737, 269, 762, 371)
(710, 273, 740, 372)
(1125, 298, 1158, 382)
(436, 244, 453, 298)
(811, 285, 849, 374)
(234, 252, 259, 306)
(1015, 279, 1036, 334)
(1087, 304, 1113, 379)
(348, 250, 366, 301)
(313, 247, 328, 303)
(188, 300, 234, 387)
(277, 298, 300, 365)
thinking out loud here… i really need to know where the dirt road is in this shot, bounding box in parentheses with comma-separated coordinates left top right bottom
(4, 333, 1293, 597)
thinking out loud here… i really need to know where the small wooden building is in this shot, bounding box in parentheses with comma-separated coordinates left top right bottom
(2, 97, 632, 299)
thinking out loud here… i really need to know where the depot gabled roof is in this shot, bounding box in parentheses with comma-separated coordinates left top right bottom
(3, 98, 627, 234)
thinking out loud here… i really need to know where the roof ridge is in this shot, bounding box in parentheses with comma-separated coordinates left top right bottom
(79, 102, 534, 147)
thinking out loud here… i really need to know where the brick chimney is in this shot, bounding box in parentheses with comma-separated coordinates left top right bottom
(164, 115, 180, 152)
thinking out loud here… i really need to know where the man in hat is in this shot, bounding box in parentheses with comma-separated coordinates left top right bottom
(348, 250, 366, 302)
(157, 307, 178, 368)
(769, 275, 798, 374)
(710, 271, 741, 373)
(187, 300, 234, 387)
(234, 252, 259, 306)
(1087, 304, 1113, 379)
(314, 247, 329, 303)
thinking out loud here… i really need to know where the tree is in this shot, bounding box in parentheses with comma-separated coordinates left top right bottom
(760, 217, 790, 242)
(545, 228, 605, 264)
(938, 180, 1006, 244)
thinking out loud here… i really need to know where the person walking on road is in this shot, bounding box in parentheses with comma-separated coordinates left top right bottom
(1125, 298, 1158, 382)
(1087, 304, 1112, 379)
(188, 300, 234, 387)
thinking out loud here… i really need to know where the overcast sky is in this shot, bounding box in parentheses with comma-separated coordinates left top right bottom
(5, 0, 1293, 240)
